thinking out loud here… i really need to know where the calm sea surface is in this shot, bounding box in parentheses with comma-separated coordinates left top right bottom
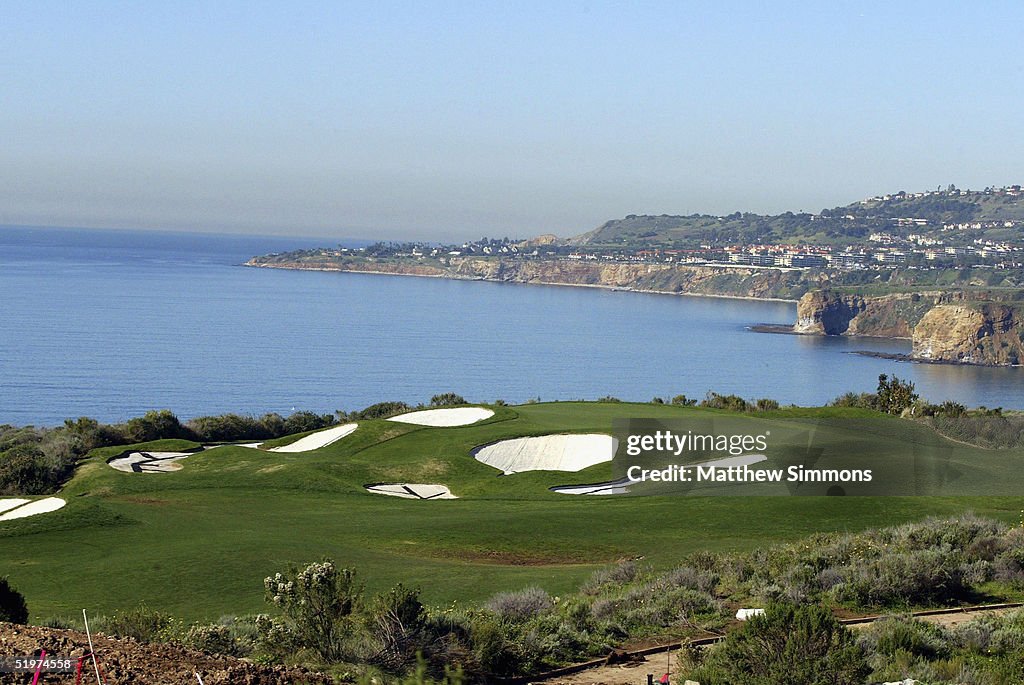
(2, 225, 1022, 425)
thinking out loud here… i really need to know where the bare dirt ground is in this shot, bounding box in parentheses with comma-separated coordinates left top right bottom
(0, 623, 331, 685)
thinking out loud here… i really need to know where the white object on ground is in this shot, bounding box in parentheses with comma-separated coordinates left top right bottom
(0, 498, 30, 514)
(269, 423, 358, 452)
(694, 454, 768, 471)
(474, 434, 616, 474)
(550, 478, 632, 495)
(387, 407, 494, 427)
(736, 608, 765, 621)
(203, 442, 262, 450)
(365, 483, 457, 500)
(108, 451, 196, 473)
(0, 497, 66, 521)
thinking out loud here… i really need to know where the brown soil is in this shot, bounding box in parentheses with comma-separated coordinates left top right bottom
(0, 622, 332, 684)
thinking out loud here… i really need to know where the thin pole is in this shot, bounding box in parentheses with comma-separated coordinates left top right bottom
(82, 609, 104, 685)
(30, 648, 46, 685)
(196, 674, 205, 685)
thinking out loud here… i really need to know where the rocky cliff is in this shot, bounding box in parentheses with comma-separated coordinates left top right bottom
(913, 303, 1023, 365)
(247, 254, 818, 299)
(794, 291, 935, 338)
(795, 290, 1024, 365)
(445, 257, 816, 299)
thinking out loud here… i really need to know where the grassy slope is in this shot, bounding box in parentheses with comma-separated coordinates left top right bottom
(1, 402, 1021, 622)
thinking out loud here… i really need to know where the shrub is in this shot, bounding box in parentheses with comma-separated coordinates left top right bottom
(0, 578, 28, 624)
(429, 394, 467, 407)
(263, 560, 362, 662)
(859, 615, 951, 660)
(994, 546, 1024, 586)
(689, 604, 869, 685)
(123, 410, 191, 443)
(833, 549, 969, 607)
(581, 560, 638, 594)
(353, 401, 412, 420)
(282, 411, 335, 436)
(99, 603, 177, 642)
(657, 565, 718, 594)
(0, 444, 53, 495)
(485, 588, 553, 622)
(876, 374, 918, 415)
(182, 623, 241, 656)
(670, 394, 697, 406)
(367, 584, 429, 671)
(700, 392, 749, 412)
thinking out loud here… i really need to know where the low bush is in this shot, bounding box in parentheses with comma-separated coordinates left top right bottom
(688, 604, 868, 685)
(0, 578, 28, 624)
(485, 588, 553, 622)
(429, 394, 467, 407)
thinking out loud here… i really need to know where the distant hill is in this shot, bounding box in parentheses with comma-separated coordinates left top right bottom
(565, 186, 1024, 248)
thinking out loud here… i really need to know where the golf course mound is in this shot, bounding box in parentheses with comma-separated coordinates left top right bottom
(0, 497, 66, 521)
(365, 483, 457, 500)
(109, 451, 198, 473)
(473, 433, 616, 474)
(269, 423, 358, 452)
(387, 407, 494, 427)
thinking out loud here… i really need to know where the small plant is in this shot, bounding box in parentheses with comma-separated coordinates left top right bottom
(0, 577, 28, 624)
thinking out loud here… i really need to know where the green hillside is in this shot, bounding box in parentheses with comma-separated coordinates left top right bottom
(568, 187, 1024, 248)
(1, 402, 1021, 623)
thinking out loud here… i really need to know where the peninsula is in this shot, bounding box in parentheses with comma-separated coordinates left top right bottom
(248, 185, 1024, 365)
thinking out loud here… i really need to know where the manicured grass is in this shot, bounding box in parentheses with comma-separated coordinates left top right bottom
(2, 402, 1021, 622)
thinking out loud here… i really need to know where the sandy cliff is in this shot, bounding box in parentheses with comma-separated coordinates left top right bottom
(795, 290, 1024, 365)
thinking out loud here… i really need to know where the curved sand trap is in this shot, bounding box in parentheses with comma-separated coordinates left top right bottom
(551, 478, 631, 496)
(387, 407, 494, 427)
(0, 497, 66, 521)
(0, 498, 31, 514)
(269, 423, 358, 452)
(109, 451, 197, 473)
(474, 434, 616, 474)
(365, 483, 457, 500)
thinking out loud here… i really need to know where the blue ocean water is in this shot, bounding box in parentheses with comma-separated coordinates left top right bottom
(1, 225, 1022, 425)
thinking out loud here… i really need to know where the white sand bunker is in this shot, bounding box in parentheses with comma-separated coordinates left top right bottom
(109, 451, 197, 473)
(0, 497, 66, 521)
(387, 407, 494, 427)
(365, 483, 457, 500)
(474, 434, 616, 474)
(269, 423, 358, 452)
(551, 477, 632, 496)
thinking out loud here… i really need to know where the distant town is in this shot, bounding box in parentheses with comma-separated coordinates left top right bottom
(316, 184, 1024, 273)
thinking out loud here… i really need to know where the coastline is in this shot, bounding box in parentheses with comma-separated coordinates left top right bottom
(243, 261, 801, 304)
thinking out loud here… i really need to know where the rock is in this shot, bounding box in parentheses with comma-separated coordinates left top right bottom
(912, 303, 1022, 365)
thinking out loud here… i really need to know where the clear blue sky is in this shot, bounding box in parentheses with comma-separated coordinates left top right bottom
(2, 1, 1022, 241)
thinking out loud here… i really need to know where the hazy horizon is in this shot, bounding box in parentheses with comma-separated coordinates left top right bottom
(3, 1, 1022, 242)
